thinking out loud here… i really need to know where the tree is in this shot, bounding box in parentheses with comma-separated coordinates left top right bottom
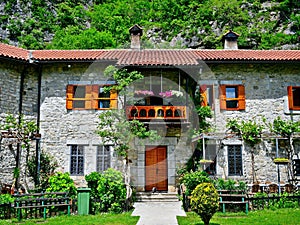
(190, 182, 219, 225)
(0, 114, 38, 192)
(96, 66, 160, 210)
(226, 118, 264, 183)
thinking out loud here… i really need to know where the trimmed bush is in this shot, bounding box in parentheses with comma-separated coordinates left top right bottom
(46, 172, 77, 199)
(180, 170, 211, 196)
(191, 182, 219, 225)
(86, 168, 127, 213)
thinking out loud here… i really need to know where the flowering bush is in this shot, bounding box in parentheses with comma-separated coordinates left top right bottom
(159, 90, 183, 98)
(134, 90, 154, 96)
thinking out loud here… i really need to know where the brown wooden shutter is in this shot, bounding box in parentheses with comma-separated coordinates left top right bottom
(92, 85, 99, 109)
(110, 89, 118, 109)
(238, 85, 246, 110)
(85, 85, 92, 109)
(219, 85, 227, 110)
(66, 85, 74, 110)
(287, 86, 293, 110)
(200, 85, 208, 106)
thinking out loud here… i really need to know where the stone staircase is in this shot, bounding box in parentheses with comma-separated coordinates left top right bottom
(136, 192, 180, 202)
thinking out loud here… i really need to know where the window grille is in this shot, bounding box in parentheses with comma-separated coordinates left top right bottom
(97, 145, 111, 172)
(228, 145, 243, 176)
(70, 145, 84, 175)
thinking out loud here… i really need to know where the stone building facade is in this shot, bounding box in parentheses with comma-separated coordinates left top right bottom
(0, 33, 300, 192)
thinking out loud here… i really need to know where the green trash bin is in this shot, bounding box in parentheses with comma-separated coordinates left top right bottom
(77, 187, 91, 215)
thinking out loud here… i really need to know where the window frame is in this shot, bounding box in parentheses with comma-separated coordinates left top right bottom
(66, 84, 118, 110)
(287, 86, 300, 110)
(228, 145, 243, 176)
(219, 84, 245, 111)
(70, 145, 84, 176)
(96, 145, 111, 172)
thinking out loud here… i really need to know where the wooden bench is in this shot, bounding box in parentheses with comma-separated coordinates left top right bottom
(219, 193, 248, 214)
(12, 192, 71, 221)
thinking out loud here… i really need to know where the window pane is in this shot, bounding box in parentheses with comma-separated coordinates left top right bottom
(293, 88, 300, 107)
(74, 86, 86, 98)
(97, 145, 111, 172)
(99, 87, 110, 98)
(99, 100, 110, 108)
(226, 100, 238, 108)
(228, 145, 242, 176)
(70, 145, 84, 175)
(226, 87, 237, 98)
(73, 100, 85, 108)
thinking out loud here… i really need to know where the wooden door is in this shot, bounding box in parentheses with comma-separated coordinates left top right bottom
(145, 146, 168, 192)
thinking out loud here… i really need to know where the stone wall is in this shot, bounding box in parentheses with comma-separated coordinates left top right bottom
(204, 63, 300, 183)
(1, 60, 299, 190)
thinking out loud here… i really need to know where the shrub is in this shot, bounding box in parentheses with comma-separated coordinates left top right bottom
(46, 172, 77, 199)
(180, 170, 211, 196)
(0, 194, 14, 204)
(85, 170, 128, 214)
(27, 150, 57, 191)
(85, 171, 103, 214)
(191, 182, 219, 225)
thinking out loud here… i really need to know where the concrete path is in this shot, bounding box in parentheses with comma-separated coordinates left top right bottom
(131, 201, 186, 225)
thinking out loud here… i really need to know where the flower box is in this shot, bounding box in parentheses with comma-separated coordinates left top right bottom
(273, 158, 290, 164)
(200, 159, 214, 164)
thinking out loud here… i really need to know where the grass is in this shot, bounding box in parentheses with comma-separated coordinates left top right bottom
(0, 212, 139, 225)
(0, 208, 299, 225)
(177, 208, 300, 225)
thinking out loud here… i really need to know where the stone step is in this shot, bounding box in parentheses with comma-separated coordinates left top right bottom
(136, 192, 179, 202)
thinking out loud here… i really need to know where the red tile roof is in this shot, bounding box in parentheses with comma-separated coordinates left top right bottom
(32, 49, 107, 61)
(0, 43, 29, 60)
(1, 42, 300, 65)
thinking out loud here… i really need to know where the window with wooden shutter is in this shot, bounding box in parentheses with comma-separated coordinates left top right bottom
(287, 86, 300, 110)
(66, 84, 118, 110)
(219, 84, 245, 111)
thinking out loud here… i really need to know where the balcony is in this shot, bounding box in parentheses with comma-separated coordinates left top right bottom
(126, 105, 187, 121)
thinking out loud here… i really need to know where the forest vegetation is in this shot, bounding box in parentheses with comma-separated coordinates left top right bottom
(0, 0, 299, 50)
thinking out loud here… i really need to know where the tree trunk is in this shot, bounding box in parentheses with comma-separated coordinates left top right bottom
(123, 159, 132, 211)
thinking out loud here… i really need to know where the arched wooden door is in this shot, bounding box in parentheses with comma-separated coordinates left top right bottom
(145, 146, 168, 192)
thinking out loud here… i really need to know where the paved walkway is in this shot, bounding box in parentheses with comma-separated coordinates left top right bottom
(131, 201, 186, 225)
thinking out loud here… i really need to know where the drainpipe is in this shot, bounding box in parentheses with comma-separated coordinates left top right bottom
(35, 64, 42, 187)
(16, 64, 27, 191)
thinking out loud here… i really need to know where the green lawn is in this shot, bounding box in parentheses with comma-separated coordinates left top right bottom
(0, 208, 299, 225)
(0, 212, 139, 225)
(177, 208, 300, 225)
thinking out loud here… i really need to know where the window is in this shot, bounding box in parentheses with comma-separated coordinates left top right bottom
(70, 145, 84, 175)
(97, 145, 111, 172)
(200, 85, 214, 108)
(287, 86, 300, 110)
(66, 85, 117, 110)
(293, 159, 300, 176)
(228, 145, 243, 176)
(219, 85, 245, 110)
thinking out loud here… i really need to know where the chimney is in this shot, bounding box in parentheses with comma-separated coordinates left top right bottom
(222, 30, 240, 50)
(129, 24, 143, 50)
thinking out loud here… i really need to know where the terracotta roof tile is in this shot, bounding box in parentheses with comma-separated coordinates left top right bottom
(0, 43, 29, 60)
(194, 50, 300, 61)
(32, 50, 106, 61)
(1, 42, 300, 65)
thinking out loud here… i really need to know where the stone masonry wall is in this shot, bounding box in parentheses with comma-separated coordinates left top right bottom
(204, 63, 300, 183)
(0, 60, 38, 189)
